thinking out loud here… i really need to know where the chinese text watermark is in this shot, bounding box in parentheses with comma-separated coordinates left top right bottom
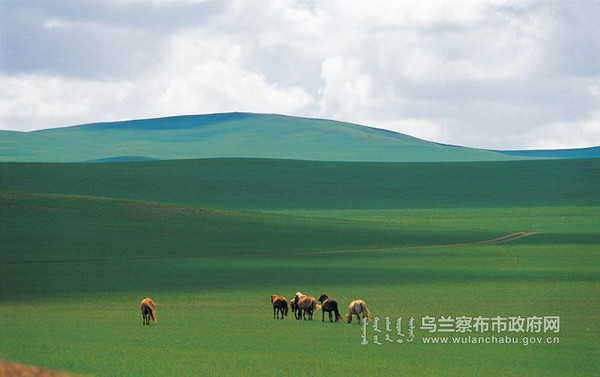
(360, 315, 560, 346)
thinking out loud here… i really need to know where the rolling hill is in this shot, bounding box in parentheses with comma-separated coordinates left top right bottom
(0, 112, 535, 163)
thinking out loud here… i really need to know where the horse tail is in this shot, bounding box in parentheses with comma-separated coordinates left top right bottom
(149, 306, 156, 322)
(284, 302, 289, 317)
(362, 302, 371, 322)
(334, 303, 343, 322)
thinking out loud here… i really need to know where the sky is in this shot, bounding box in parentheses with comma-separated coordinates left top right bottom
(1, 0, 599, 150)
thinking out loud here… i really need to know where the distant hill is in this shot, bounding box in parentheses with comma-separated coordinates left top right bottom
(0, 112, 526, 163)
(2, 112, 598, 162)
(496, 147, 600, 159)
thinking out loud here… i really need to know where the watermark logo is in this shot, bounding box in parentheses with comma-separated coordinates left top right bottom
(360, 315, 560, 346)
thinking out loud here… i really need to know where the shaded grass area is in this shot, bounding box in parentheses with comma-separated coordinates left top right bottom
(1, 158, 599, 210)
(1, 193, 503, 264)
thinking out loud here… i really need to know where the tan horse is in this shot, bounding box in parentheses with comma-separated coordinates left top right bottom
(291, 292, 317, 320)
(347, 299, 371, 324)
(140, 297, 156, 325)
(270, 294, 289, 319)
(290, 292, 305, 319)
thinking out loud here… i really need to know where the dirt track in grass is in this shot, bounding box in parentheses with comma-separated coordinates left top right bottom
(1, 232, 541, 265)
(0, 360, 85, 377)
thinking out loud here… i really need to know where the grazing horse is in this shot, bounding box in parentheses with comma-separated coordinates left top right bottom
(347, 299, 371, 324)
(317, 294, 343, 323)
(140, 297, 156, 325)
(291, 292, 317, 320)
(290, 292, 305, 320)
(270, 294, 289, 319)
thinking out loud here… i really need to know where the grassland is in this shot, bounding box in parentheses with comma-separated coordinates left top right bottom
(1, 158, 599, 376)
(1, 158, 598, 210)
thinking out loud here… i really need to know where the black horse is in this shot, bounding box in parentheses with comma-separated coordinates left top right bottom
(317, 294, 343, 323)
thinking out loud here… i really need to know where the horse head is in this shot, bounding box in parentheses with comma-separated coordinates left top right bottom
(317, 293, 329, 303)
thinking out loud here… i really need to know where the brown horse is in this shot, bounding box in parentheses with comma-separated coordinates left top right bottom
(270, 294, 289, 319)
(140, 297, 156, 325)
(291, 292, 317, 320)
(317, 294, 343, 323)
(290, 292, 305, 319)
(347, 299, 371, 324)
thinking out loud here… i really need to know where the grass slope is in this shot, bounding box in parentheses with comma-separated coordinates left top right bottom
(1, 113, 520, 162)
(1, 192, 598, 376)
(1, 157, 599, 376)
(1, 158, 598, 210)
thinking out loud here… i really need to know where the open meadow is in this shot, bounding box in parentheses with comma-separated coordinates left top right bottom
(1, 158, 599, 376)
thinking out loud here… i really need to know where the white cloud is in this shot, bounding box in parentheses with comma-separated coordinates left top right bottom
(1, 0, 599, 149)
(317, 56, 374, 119)
(0, 74, 137, 130)
(374, 118, 444, 143)
(0, 27, 314, 130)
(43, 18, 82, 30)
(528, 83, 600, 149)
(529, 116, 600, 150)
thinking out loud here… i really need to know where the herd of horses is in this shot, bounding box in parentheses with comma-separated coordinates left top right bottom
(271, 292, 371, 324)
(140, 293, 371, 325)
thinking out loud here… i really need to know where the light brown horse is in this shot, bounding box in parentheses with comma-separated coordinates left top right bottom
(140, 297, 156, 325)
(347, 299, 371, 324)
(318, 294, 343, 323)
(270, 294, 289, 319)
(291, 292, 317, 320)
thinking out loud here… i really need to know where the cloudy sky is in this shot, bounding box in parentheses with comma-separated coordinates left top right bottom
(1, 0, 599, 149)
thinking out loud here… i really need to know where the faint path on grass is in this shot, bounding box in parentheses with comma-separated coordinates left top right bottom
(306, 231, 541, 255)
(0, 360, 86, 377)
(0, 232, 541, 265)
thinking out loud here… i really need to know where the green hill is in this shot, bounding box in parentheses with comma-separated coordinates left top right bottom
(1, 113, 522, 163)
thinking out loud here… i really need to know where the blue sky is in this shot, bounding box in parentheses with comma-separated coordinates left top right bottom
(1, 0, 599, 149)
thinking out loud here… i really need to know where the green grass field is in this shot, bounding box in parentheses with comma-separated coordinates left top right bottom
(1, 158, 599, 376)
